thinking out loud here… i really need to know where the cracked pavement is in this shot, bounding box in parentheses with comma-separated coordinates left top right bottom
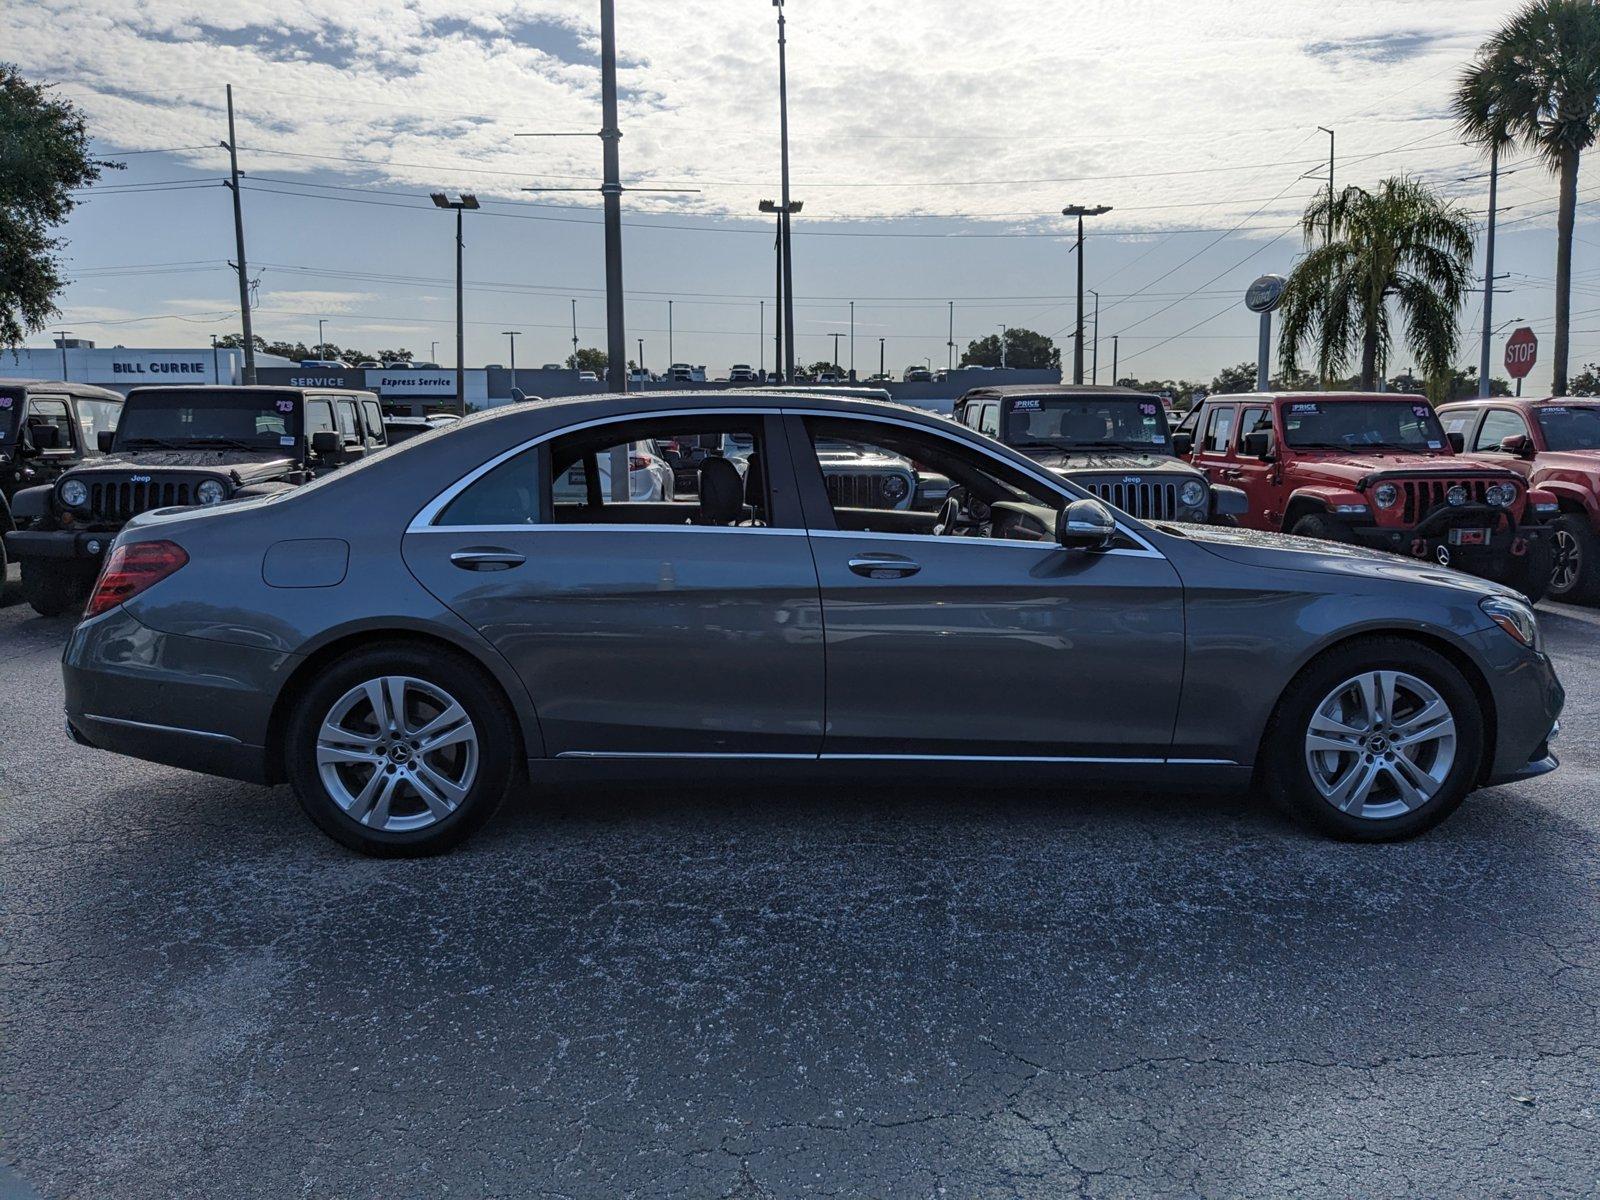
(1, 581, 1597, 1198)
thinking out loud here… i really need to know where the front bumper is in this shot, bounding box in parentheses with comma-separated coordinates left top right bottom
(1474, 631, 1565, 785)
(4, 528, 114, 562)
(1346, 516, 1545, 574)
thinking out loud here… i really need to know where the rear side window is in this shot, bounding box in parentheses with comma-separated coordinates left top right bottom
(304, 399, 336, 435)
(335, 400, 360, 444)
(978, 403, 999, 437)
(1201, 405, 1236, 454)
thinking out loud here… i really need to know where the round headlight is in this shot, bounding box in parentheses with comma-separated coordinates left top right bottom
(881, 474, 909, 502)
(1446, 485, 1469, 507)
(195, 479, 227, 506)
(1486, 482, 1517, 508)
(1179, 479, 1206, 507)
(60, 479, 89, 508)
(1373, 483, 1399, 508)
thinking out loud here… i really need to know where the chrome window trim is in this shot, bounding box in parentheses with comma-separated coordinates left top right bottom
(406, 403, 1164, 558)
(412, 523, 807, 537)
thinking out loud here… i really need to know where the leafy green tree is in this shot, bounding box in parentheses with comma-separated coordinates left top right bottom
(1456, 0, 1600, 396)
(961, 327, 1061, 370)
(1278, 177, 1474, 400)
(0, 65, 119, 347)
(567, 347, 607, 373)
(1568, 362, 1600, 394)
(1441, 366, 1512, 399)
(1210, 362, 1259, 394)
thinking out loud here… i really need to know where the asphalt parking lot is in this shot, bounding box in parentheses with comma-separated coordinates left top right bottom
(1, 577, 1597, 1200)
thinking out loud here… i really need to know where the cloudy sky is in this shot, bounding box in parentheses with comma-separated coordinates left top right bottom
(4, 0, 1594, 388)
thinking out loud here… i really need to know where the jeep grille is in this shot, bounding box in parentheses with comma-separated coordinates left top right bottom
(1398, 478, 1506, 523)
(825, 470, 909, 509)
(88, 479, 193, 521)
(1083, 479, 1182, 520)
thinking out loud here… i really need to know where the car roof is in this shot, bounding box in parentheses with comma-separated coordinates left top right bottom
(123, 384, 379, 399)
(1438, 396, 1597, 407)
(0, 379, 125, 401)
(956, 384, 1159, 403)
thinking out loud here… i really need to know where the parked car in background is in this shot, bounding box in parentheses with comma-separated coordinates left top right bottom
(355, 361, 383, 369)
(667, 363, 706, 383)
(577, 370, 599, 383)
(412, 362, 442, 370)
(0, 380, 124, 591)
(1176, 392, 1557, 599)
(628, 368, 652, 385)
(954, 386, 1247, 524)
(60, 390, 1561, 855)
(5, 386, 384, 615)
(904, 366, 933, 383)
(1438, 397, 1600, 603)
(729, 364, 757, 383)
(381, 361, 412, 370)
(383, 414, 461, 446)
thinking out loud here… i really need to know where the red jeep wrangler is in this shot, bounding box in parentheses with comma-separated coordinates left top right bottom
(1174, 392, 1558, 600)
(1438, 397, 1600, 604)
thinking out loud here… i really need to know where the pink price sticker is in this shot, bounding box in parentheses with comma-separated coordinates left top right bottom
(1139, 402, 1158, 416)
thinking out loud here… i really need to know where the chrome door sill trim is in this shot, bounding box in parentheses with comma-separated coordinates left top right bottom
(556, 751, 819, 760)
(82, 714, 242, 745)
(554, 750, 1238, 766)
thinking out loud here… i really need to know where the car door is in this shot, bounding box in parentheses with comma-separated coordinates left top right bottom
(1228, 403, 1285, 526)
(787, 411, 1185, 759)
(401, 410, 825, 757)
(1192, 400, 1238, 492)
(20, 396, 80, 489)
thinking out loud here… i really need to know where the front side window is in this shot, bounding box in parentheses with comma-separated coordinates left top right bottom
(75, 398, 122, 447)
(304, 400, 336, 436)
(1280, 400, 1447, 451)
(978, 403, 999, 437)
(114, 389, 294, 451)
(1002, 395, 1170, 452)
(1473, 408, 1531, 451)
(1201, 405, 1236, 455)
(335, 400, 361, 444)
(23, 398, 76, 452)
(1236, 406, 1271, 449)
(1535, 403, 1600, 450)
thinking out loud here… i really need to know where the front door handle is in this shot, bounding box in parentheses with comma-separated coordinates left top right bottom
(1222, 468, 1244, 480)
(450, 547, 526, 572)
(848, 555, 920, 579)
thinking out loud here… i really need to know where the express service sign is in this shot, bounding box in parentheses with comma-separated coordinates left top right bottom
(363, 371, 456, 397)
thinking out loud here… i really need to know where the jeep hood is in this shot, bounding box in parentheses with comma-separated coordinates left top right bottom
(1288, 452, 1520, 488)
(74, 450, 295, 484)
(1023, 449, 1194, 475)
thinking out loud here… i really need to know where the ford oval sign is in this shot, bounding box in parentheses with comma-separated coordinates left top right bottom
(1245, 274, 1287, 313)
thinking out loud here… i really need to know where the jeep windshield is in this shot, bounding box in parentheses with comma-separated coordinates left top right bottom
(0, 390, 22, 445)
(1002, 396, 1171, 452)
(112, 389, 299, 452)
(1535, 404, 1600, 451)
(1279, 399, 1448, 452)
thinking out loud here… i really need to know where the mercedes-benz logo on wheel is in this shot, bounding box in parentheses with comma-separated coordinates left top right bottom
(1435, 545, 1452, 566)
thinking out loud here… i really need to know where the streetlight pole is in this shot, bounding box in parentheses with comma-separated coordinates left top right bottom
(317, 318, 327, 356)
(1479, 143, 1500, 397)
(570, 299, 579, 366)
(849, 301, 855, 380)
(773, 0, 797, 385)
(637, 337, 644, 378)
(1318, 126, 1335, 245)
(760, 198, 802, 381)
(430, 191, 479, 417)
(1089, 290, 1099, 384)
(210, 333, 221, 384)
(599, 0, 627, 391)
(1062, 203, 1112, 384)
(879, 337, 885, 379)
(759, 300, 765, 377)
(1112, 335, 1119, 385)
(668, 299, 674, 365)
(57, 330, 70, 381)
(947, 301, 955, 373)
(829, 332, 844, 374)
(223, 84, 256, 385)
(431, 340, 439, 363)
(502, 330, 520, 380)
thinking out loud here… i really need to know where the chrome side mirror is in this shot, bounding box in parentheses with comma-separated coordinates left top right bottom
(1057, 498, 1117, 551)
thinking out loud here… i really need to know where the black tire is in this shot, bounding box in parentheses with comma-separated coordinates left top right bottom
(1547, 514, 1600, 605)
(1289, 512, 1354, 543)
(1262, 637, 1485, 842)
(285, 642, 521, 856)
(20, 560, 89, 617)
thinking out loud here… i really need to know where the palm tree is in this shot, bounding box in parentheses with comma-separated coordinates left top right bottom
(1456, 0, 1600, 397)
(1278, 177, 1475, 397)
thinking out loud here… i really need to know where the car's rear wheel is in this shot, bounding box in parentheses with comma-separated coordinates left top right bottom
(1264, 638, 1484, 841)
(20, 560, 90, 617)
(286, 644, 519, 856)
(1547, 514, 1600, 604)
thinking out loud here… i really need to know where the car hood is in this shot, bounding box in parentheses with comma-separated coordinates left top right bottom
(1289, 452, 1520, 487)
(73, 450, 295, 484)
(1166, 521, 1523, 599)
(1022, 448, 1197, 476)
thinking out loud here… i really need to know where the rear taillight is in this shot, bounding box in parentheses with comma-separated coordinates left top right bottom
(629, 453, 655, 471)
(84, 540, 189, 619)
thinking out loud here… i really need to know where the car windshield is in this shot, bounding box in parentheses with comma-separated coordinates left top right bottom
(1535, 404, 1600, 450)
(1279, 399, 1447, 451)
(113, 389, 299, 450)
(0, 391, 22, 444)
(1002, 396, 1171, 451)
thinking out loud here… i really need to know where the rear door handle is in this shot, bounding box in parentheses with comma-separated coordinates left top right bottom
(450, 547, 526, 572)
(848, 555, 921, 579)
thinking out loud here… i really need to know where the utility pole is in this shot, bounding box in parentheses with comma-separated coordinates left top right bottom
(502, 330, 520, 379)
(599, 0, 627, 391)
(430, 192, 478, 416)
(849, 301, 855, 379)
(431, 340, 439, 363)
(759, 300, 765, 376)
(223, 85, 256, 385)
(998, 324, 1008, 369)
(317, 318, 327, 355)
(1112, 335, 1119, 385)
(570, 299, 579, 365)
(1479, 143, 1500, 397)
(879, 336, 885, 379)
(57, 330, 70, 380)
(1089, 290, 1100, 384)
(668, 299, 674, 365)
(947, 300, 955, 373)
(1317, 126, 1335, 244)
(210, 333, 220, 384)
(1062, 203, 1112, 384)
(637, 337, 644, 376)
(829, 331, 844, 373)
(774, 0, 797, 385)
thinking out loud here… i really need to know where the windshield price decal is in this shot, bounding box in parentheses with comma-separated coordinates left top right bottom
(0, 396, 12, 409)
(275, 400, 296, 414)
(1139, 402, 1159, 416)
(1290, 402, 1320, 414)
(1544, 406, 1569, 414)
(280, 436, 296, 446)
(1013, 398, 1041, 411)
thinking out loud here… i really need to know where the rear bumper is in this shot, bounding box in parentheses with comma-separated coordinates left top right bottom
(4, 528, 111, 562)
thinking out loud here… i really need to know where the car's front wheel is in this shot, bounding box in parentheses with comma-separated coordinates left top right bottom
(286, 643, 520, 856)
(1264, 638, 1484, 841)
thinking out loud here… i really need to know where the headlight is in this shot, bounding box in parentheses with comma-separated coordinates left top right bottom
(59, 479, 89, 508)
(195, 479, 227, 506)
(881, 474, 909, 502)
(1481, 595, 1541, 651)
(1486, 482, 1517, 508)
(1373, 483, 1399, 508)
(1179, 479, 1206, 507)
(1446, 485, 1469, 507)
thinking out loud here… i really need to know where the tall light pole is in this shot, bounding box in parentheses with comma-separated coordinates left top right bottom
(1318, 126, 1335, 245)
(431, 340, 439, 363)
(502, 330, 521, 379)
(772, 0, 797, 384)
(1062, 203, 1112, 384)
(1089, 290, 1099, 384)
(570, 299, 579, 366)
(637, 337, 644, 377)
(57, 330, 71, 381)
(829, 331, 844, 374)
(317, 318, 327, 355)
(223, 84, 256, 385)
(430, 191, 479, 416)
(849, 301, 855, 380)
(1479, 143, 1501, 397)
(759, 198, 802, 381)
(998, 324, 1009, 369)
(759, 300, 765, 376)
(668, 299, 674, 365)
(210, 333, 221, 384)
(947, 301, 955, 373)
(599, 0, 627, 390)
(879, 336, 885, 379)
(1111, 335, 1119, 385)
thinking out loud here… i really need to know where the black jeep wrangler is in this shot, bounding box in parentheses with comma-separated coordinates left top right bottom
(0, 380, 125, 599)
(952, 385, 1248, 524)
(5, 385, 386, 615)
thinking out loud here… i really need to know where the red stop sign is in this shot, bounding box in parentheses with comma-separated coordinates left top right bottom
(1505, 326, 1538, 379)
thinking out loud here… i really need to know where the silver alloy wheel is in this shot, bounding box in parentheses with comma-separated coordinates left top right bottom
(1303, 670, 1457, 820)
(1551, 527, 1581, 594)
(315, 675, 479, 832)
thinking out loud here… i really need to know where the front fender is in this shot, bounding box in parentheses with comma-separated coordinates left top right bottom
(1532, 480, 1598, 520)
(8, 484, 52, 523)
(1210, 483, 1249, 516)
(1286, 485, 1368, 519)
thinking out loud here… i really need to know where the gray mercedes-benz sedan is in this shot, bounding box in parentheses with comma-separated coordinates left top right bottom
(61, 391, 1564, 856)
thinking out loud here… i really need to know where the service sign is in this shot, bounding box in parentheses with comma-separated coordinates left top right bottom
(364, 371, 456, 397)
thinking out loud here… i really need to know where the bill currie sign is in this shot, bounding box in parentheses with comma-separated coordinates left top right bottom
(111, 357, 210, 376)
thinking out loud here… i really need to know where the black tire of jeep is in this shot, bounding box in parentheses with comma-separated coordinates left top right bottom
(1547, 514, 1600, 605)
(1289, 512, 1354, 543)
(20, 560, 88, 617)
(1506, 532, 1553, 605)
(286, 642, 520, 857)
(1262, 637, 1485, 842)
(0, 535, 10, 607)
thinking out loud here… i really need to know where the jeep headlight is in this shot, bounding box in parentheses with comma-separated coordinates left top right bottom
(881, 474, 909, 502)
(1481, 595, 1540, 650)
(1179, 479, 1206, 507)
(1486, 482, 1517, 508)
(1373, 483, 1399, 508)
(59, 478, 89, 508)
(195, 479, 227, 506)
